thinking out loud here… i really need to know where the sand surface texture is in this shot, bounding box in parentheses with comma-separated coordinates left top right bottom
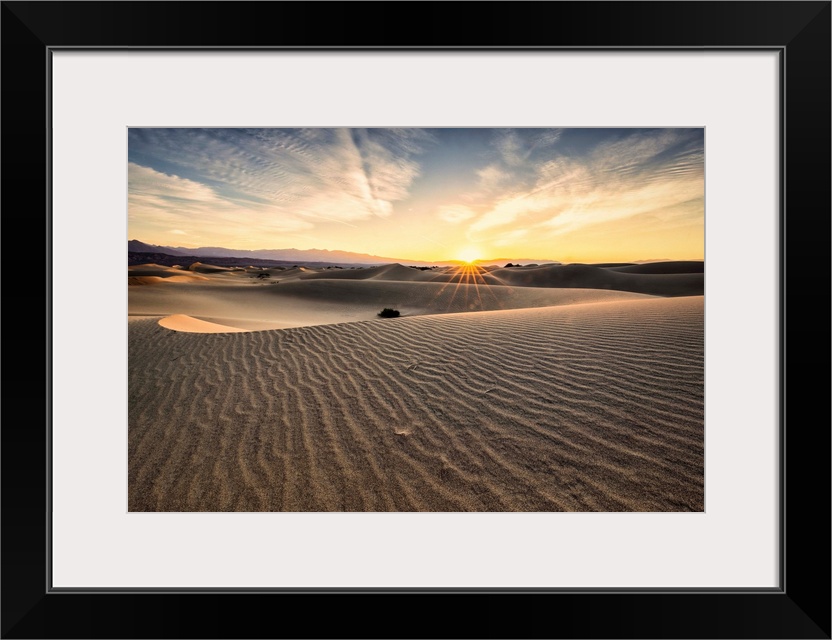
(129, 270, 704, 511)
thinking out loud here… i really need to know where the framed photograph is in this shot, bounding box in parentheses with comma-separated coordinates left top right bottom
(125, 124, 707, 516)
(4, 2, 829, 638)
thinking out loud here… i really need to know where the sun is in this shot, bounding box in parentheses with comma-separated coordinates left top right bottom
(458, 247, 481, 264)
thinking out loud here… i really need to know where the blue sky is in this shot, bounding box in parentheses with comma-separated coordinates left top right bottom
(128, 127, 704, 262)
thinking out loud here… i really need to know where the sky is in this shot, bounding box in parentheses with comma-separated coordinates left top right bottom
(128, 127, 704, 263)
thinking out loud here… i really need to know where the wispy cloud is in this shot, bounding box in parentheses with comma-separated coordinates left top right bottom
(455, 129, 703, 241)
(475, 164, 512, 192)
(494, 128, 563, 166)
(538, 181, 702, 236)
(436, 205, 477, 224)
(129, 128, 435, 228)
(435, 129, 566, 226)
(128, 163, 313, 246)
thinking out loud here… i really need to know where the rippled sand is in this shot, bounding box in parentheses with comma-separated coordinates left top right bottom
(128, 296, 704, 512)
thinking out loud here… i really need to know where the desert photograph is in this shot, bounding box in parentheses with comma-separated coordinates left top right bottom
(128, 127, 704, 512)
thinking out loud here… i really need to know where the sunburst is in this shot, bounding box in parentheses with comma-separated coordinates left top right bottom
(458, 247, 481, 264)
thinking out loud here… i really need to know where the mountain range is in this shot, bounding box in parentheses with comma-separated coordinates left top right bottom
(127, 240, 558, 267)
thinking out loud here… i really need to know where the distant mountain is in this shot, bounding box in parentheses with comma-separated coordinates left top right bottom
(127, 252, 390, 269)
(166, 244, 420, 265)
(128, 240, 559, 267)
(128, 239, 186, 255)
(130, 240, 437, 267)
(484, 258, 562, 266)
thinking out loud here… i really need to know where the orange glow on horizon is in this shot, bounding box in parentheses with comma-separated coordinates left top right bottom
(458, 247, 482, 264)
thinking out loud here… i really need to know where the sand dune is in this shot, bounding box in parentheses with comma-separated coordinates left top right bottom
(299, 263, 433, 282)
(296, 262, 704, 296)
(129, 276, 167, 286)
(129, 259, 704, 512)
(487, 264, 703, 296)
(188, 262, 237, 274)
(128, 296, 703, 512)
(130, 278, 653, 331)
(158, 314, 249, 333)
(128, 264, 187, 277)
(577, 262, 636, 268)
(128, 274, 209, 286)
(128, 260, 702, 332)
(130, 261, 703, 295)
(605, 261, 704, 274)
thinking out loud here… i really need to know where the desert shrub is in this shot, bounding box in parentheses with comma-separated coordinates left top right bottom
(378, 308, 401, 318)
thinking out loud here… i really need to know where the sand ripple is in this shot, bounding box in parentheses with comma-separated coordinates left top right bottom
(129, 296, 704, 512)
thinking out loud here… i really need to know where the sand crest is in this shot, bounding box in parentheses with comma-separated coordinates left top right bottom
(158, 314, 248, 333)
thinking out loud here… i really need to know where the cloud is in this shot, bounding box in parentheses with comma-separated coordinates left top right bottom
(128, 163, 313, 245)
(493, 229, 529, 247)
(538, 180, 703, 236)
(469, 193, 558, 234)
(170, 229, 187, 235)
(494, 130, 526, 166)
(128, 128, 434, 228)
(476, 164, 511, 192)
(462, 129, 703, 240)
(436, 205, 476, 224)
(494, 128, 563, 166)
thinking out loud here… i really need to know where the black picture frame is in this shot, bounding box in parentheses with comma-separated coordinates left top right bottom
(2, 2, 829, 638)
